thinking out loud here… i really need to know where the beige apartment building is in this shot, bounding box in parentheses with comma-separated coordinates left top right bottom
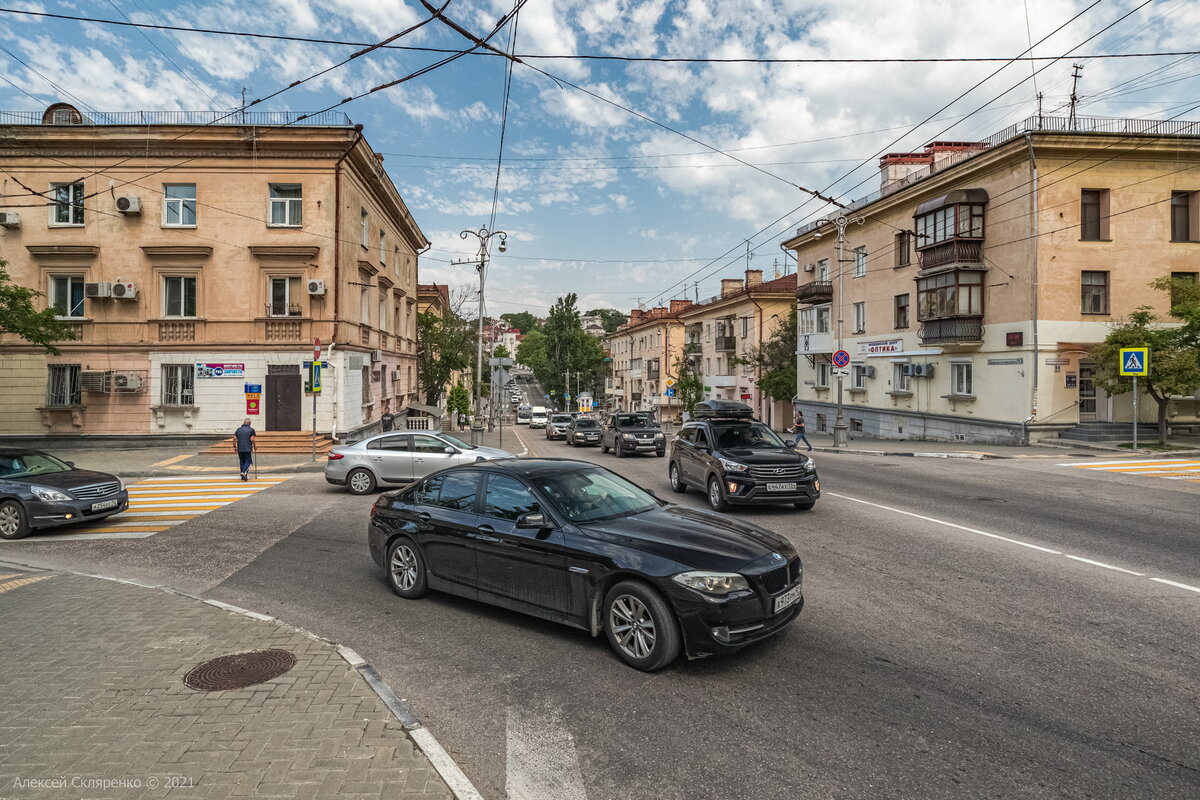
(677, 270, 797, 429)
(605, 300, 693, 418)
(0, 103, 428, 439)
(783, 115, 1200, 444)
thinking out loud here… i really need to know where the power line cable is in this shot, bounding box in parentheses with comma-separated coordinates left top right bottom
(103, 0, 220, 106)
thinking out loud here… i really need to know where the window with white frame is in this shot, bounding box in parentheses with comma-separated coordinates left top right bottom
(799, 307, 816, 334)
(268, 184, 302, 226)
(379, 231, 387, 264)
(951, 363, 973, 395)
(893, 363, 911, 392)
(816, 258, 829, 281)
(853, 246, 867, 277)
(50, 182, 84, 225)
(851, 364, 869, 388)
(816, 305, 831, 333)
(163, 276, 197, 317)
(816, 361, 831, 387)
(50, 275, 85, 318)
(161, 364, 195, 406)
(741, 316, 750, 338)
(47, 364, 81, 406)
(163, 184, 197, 227)
(269, 276, 301, 317)
(378, 294, 387, 332)
(360, 208, 369, 246)
(853, 301, 866, 333)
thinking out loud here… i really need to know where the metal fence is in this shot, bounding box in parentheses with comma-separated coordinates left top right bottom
(0, 109, 353, 127)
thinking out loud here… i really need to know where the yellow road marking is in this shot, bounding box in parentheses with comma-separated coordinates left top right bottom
(151, 454, 194, 467)
(62, 525, 175, 534)
(0, 574, 54, 593)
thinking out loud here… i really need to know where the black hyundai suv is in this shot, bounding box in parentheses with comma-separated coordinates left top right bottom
(668, 400, 819, 512)
(601, 412, 666, 458)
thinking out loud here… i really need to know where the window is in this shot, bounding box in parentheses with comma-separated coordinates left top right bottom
(853, 302, 866, 334)
(378, 295, 387, 332)
(816, 306, 831, 333)
(50, 276, 85, 318)
(379, 230, 387, 263)
(1081, 271, 1109, 314)
(361, 366, 372, 404)
(851, 364, 868, 389)
(916, 270, 983, 320)
(411, 434, 448, 454)
(433, 471, 481, 511)
(1171, 191, 1196, 242)
(894, 294, 909, 329)
(853, 246, 867, 278)
(367, 435, 409, 451)
(161, 364, 194, 406)
(741, 316, 750, 338)
(483, 474, 540, 521)
(163, 184, 197, 227)
(47, 364, 80, 406)
(269, 277, 301, 317)
(1080, 189, 1108, 240)
(915, 203, 985, 246)
(816, 258, 829, 281)
(894, 231, 911, 267)
(163, 276, 197, 317)
(394, 306, 402, 333)
(893, 363, 911, 392)
(360, 208, 369, 246)
(360, 286, 370, 324)
(817, 362, 831, 387)
(50, 182, 84, 225)
(268, 184, 302, 226)
(951, 363, 973, 396)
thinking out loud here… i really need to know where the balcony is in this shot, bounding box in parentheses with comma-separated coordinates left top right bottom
(918, 315, 983, 344)
(627, 368, 643, 380)
(683, 341, 702, 355)
(795, 280, 833, 304)
(714, 336, 736, 352)
(646, 367, 661, 381)
(917, 239, 983, 271)
(796, 332, 833, 355)
(705, 374, 737, 388)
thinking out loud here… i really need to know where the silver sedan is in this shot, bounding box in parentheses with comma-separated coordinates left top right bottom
(325, 430, 514, 494)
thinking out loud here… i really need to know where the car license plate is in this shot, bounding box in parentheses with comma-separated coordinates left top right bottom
(773, 583, 803, 614)
(766, 482, 797, 492)
(91, 499, 119, 511)
(586, 435, 598, 440)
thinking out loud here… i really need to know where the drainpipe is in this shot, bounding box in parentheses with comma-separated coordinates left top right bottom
(327, 342, 338, 442)
(1023, 133, 1040, 445)
(332, 126, 364, 349)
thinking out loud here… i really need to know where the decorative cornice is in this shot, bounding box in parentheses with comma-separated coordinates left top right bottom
(26, 245, 99, 259)
(249, 245, 320, 261)
(357, 260, 379, 277)
(375, 275, 394, 289)
(392, 287, 408, 298)
(141, 245, 213, 259)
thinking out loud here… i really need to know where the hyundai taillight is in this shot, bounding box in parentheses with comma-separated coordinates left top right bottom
(327, 452, 344, 460)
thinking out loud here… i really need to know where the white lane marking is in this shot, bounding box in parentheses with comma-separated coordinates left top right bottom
(133, 476, 291, 482)
(506, 707, 587, 800)
(828, 492, 1195, 594)
(6, 531, 158, 542)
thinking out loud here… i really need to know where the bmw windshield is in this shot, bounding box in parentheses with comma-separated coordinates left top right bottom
(535, 468, 658, 523)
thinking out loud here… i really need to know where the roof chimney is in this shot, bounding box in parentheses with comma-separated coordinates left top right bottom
(720, 278, 744, 298)
(745, 269, 763, 287)
(669, 299, 693, 314)
(629, 309, 646, 323)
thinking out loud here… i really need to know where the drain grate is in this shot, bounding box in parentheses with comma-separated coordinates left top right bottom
(183, 649, 297, 692)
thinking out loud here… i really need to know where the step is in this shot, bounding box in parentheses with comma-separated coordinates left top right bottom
(202, 433, 334, 455)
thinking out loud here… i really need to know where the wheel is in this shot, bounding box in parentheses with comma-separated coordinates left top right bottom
(601, 441, 609, 454)
(794, 500, 816, 510)
(656, 450, 665, 458)
(346, 468, 377, 495)
(386, 536, 428, 599)
(0, 500, 31, 540)
(668, 462, 688, 494)
(615, 443, 625, 458)
(603, 580, 681, 672)
(707, 476, 729, 512)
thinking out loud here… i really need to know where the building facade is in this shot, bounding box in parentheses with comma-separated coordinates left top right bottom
(605, 300, 693, 418)
(783, 115, 1200, 444)
(0, 104, 428, 438)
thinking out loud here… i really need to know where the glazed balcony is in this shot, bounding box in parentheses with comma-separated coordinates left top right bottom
(714, 336, 736, 352)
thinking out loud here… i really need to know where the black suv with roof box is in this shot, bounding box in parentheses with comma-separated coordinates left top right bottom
(668, 400, 819, 512)
(601, 411, 666, 458)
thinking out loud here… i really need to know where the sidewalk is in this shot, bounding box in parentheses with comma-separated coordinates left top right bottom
(0, 564, 475, 799)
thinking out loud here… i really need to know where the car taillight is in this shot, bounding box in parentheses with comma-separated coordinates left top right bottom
(369, 498, 381, 519)
(327, 452, 344, 460)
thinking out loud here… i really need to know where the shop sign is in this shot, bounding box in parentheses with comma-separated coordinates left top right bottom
(856, 339, 902, 355)
(197, 363, 245, 378)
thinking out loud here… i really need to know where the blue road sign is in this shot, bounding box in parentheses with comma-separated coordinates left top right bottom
(1119, 347, 1149, 376)
(664, 388, 676, 397)
(544, 394, 550, 400)
(832, 349, 851, 368)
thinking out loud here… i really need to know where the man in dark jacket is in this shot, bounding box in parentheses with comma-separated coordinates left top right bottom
(380, 403, 395, 432)
(234, 418, 256, 481)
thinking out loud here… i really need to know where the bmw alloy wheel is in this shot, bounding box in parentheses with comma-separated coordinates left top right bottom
(608, 594, 656, 660)
(389, 544, 419, 591)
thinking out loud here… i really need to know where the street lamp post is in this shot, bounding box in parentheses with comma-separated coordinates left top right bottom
(817, 214, 863, 448)
(455, 227, 507, 445)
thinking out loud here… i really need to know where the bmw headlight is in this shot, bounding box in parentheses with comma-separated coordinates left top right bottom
(719, 458, 749, 473)
(673, 571, 751, 595)
(30, 486, 72, 502)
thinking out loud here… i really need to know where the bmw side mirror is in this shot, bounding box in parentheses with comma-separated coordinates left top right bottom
(516, 512, 546, 528)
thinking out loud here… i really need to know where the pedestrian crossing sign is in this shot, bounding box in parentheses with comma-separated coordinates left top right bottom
(1119, 347, 1149, 376)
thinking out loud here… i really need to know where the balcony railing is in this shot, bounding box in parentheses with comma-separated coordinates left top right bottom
(646, 368, 661, 381)
(714, 336, 736, 352)
(265, 303, 303, 318)
(918, 315, 983, 344)
(795, 280, 833, 304)
(917, 239, 983, 270)
(0, 109, 353, 126)
(683, 341, 702, 354)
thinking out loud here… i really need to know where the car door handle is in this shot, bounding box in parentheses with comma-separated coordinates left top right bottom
(473, 524, 501, 543)
(416, 512, 431, 522)
(372, 456, 383, 461)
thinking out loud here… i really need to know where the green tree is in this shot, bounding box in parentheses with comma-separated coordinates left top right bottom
(585, 308, 628, 333)
(538, 294, 606, 409)
(416, 299, 475, 407)
(1090, 277, 1200, 443)
(515, 329, 549, 373)
(500, 311, 540, 334)
(447, 383, 471, 419)
(492, 344, 510, 359)
(0, 260, 78, 354)
(732, 306, 797, 403)
(673, 356, 703, 415)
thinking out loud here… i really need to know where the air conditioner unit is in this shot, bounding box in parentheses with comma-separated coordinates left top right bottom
(0, 211, 20, 228)
(911, 364, 934, 378)
(85, 282, 112, 299)
(111, 282, 138, 300)
(370, 349, 383, 362)
(79, 371, 107, 392)
(863, 366, 876, 379)
(109, 371, 144, 392)
(307, 279, 326, 296)
(802, 263, 815, 273)
(115, 196, 141, 214)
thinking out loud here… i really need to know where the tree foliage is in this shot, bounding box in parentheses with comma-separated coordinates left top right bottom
(516, 294, 606, 409)
(492, 343, 510, 359)
(447, 383, 471, 418)
(500, 311, 540, 334)
(0, 260, 78, 354)
(732, 306, 798, 402)
(584, 307, 628, 333)
(673, 356, 704, 416)
(416, 290, 476, 407)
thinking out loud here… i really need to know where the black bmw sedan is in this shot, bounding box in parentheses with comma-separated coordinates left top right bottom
(368, 458, 804, 671)
(0, 448, 128, 540)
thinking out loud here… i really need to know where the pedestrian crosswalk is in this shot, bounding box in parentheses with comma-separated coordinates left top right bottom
(28, 476, 292, 541)
(1059, 458, 1200, 483)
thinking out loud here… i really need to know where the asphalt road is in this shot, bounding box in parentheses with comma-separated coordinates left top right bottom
(3, 437, 1196, 799)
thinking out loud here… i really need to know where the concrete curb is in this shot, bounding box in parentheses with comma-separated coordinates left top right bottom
(810, 447, 995, 460)
(1032, 441, 1200, 457)
(111, 462, 327, 479)
(0, 558, 485, 800)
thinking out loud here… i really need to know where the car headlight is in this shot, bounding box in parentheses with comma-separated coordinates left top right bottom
(655, 433, 665, 439)
(30, 486, 72, 502)
(622, 433, 636, 440)
(719, 458, 749, 473)
(803, 459, 816, 472)
(673, 571, 751, 595)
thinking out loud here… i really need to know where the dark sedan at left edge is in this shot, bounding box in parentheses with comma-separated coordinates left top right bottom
(0, 448, 129, 540)
(368, 458, 804, 671)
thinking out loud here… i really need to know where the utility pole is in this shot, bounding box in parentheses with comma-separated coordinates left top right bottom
(818, 214, 864, 448)
(1068, 64, 1084, 130)
(454, 227, 507, 445)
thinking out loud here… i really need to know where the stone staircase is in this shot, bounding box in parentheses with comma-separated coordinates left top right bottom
(1057, 422, 1158, 442)
(202, 431, 335, 455)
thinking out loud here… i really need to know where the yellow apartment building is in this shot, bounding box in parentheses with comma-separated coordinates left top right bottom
(605, 300, 694, 418)
(0, 103, 428, 439)
(783, 115, 1200, 444)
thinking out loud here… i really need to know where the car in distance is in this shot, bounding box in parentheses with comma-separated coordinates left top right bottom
(668, 400, 819, 512)
(368, 459, 804, 671)
(0, 448, 129, 540)
(529, 406, 549, 429)
(601, 412, 666, 458)
(546, 414, 573, 440)
(565, 416, 601, 446)
(326, 431, 513, 495)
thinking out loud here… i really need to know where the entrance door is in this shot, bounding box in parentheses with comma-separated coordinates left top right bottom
(266, 371, 302, 430)
(1078, 363, 1097, 422)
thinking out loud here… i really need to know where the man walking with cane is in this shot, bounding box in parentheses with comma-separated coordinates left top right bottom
(235, 418, 256, 481)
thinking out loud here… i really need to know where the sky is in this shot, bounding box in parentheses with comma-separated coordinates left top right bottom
(2, 0, 1198, 319)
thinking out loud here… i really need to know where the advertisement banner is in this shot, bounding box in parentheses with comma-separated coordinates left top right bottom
(196, 363, 245, 378)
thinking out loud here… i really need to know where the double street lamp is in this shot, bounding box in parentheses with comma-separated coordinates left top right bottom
(455, 226, 507, 444)
(813, 214, 864, 448)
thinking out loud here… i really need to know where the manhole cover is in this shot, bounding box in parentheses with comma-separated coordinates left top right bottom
(183, 649, 296, 692)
